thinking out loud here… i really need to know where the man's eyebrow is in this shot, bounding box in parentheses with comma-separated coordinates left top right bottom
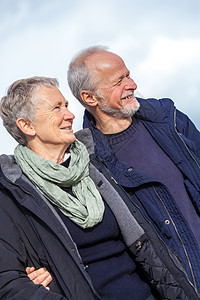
(115, 72, 129, 83)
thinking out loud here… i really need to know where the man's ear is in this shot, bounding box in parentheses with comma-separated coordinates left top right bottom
(80, 90, 98, 107)
(16, 118, 35, 136)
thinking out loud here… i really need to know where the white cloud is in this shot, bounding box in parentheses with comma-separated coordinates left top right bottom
(135, 37, 200, 99)
(132, 37, 200, 129)
(138, 37, 200, 74)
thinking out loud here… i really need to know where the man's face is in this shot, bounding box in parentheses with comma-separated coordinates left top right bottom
(86, 52, 139, 119)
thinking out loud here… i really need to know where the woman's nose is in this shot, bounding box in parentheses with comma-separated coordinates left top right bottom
(64, 108, 75, 120)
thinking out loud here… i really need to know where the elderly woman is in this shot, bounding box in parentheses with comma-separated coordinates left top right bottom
(0, 77, 198, 300)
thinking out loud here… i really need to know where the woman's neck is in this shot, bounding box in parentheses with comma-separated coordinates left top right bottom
(27, 141, 68, 164)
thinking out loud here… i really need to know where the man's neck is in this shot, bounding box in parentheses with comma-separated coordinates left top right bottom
(95, 112, 132, 134)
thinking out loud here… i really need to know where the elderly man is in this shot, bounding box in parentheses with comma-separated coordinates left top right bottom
(67, 46, 200, 294)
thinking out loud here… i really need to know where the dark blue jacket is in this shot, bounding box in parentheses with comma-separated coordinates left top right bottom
(83, 97, 200, 294)
(0, 129, 199, 299)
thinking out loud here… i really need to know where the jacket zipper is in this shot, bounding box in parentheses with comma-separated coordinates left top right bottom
(153, 185, 197, 291)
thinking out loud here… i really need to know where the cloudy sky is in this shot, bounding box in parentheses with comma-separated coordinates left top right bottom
(1, 0, 200, 154)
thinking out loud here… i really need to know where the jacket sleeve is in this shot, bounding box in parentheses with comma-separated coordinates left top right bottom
(175, 108, 200, 158)
(0, 202, 68, 300)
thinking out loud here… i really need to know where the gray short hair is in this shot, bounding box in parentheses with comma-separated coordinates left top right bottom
(67, 45, 108, 108)
(0, 76, 59, 146)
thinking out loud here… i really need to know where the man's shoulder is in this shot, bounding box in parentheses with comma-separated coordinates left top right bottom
(137, 97, 174, 107)
(136, 97, 175, 122)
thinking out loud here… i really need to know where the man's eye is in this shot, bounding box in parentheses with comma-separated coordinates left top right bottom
(54, 106, 60, 110)
(117, 79, 122, 85)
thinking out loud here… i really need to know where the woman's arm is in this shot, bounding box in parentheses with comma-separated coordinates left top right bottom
(0, 194, 66, 300)
(26, 267, 52, 290)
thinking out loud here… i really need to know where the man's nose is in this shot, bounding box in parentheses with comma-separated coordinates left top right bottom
(125, 77, 137, 90)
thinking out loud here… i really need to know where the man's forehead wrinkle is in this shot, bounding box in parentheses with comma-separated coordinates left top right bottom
(91, 62, 113, 74)
(86, 53, 126, 81)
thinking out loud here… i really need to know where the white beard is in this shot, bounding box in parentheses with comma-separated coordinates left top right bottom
(100, 96, 140, 119)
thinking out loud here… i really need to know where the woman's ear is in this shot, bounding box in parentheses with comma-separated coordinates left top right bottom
(80, 90, 98, 107)
(16, 118, 35, 136)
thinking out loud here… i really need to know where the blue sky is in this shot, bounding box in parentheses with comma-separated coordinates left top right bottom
(1, 0, 200, 154)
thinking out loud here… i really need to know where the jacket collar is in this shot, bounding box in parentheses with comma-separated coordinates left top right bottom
(75, 128, 95, 156)
(0, 154, 22, 183)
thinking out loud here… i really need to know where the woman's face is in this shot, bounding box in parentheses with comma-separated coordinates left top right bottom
(32, 85, 75, 152)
